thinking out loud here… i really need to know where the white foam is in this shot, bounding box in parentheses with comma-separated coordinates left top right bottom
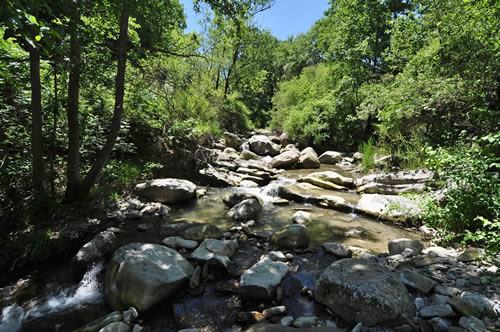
(23, 262, 104, 322)
(0, 304, 24, 332)
(244, 176, 296, 205)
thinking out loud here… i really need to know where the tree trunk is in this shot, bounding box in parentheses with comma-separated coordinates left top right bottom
(65, 6, 82, 200)
(29, 45, 44, 201)
(224, 42, 240, 98)
(79, 1, 130, 196)
(50, 61, 59, 198)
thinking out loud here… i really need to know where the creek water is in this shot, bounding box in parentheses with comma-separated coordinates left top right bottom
(0, 165, 422, 331)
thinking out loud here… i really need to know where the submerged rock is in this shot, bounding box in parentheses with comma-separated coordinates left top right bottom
(314, 258, 416, 327)
(270, 224, 310, 249)
(136, 178, 196, 204)
(183, 224, 223, 241)
(227, 198, 262, 221)
(105, 243, 194, 312)
(239, 257, 289, 301)
(190, 239, 239, 271)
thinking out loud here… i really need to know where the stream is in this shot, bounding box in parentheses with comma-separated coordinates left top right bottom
(0, 165, 422, 332)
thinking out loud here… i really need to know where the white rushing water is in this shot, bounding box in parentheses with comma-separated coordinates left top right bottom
(0, 261, 105, 331)
(244, 176, 296, 205)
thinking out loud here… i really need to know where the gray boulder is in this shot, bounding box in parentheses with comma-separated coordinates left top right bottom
(105, 243, 194, 312)
(249, 135, 280, 157)
(418, 304, 456, 318)
(457, 247, 484, 262)
(223, 132, 243, 150)
(162, 236, 198, 250)
(318, 151, 343, 164)
(299, 147, 320, 169)
(388, 238, 424, 256)
(227, 198, 262, 221)
(136, 178, 196, 204)
(239, 257, 289, 301)
(314, 258, 416, 327)
(270, 224, 310, 249)
(270, 150, 300, 169)
(190, 239, 238, 271)
(75, 231, 117, 268)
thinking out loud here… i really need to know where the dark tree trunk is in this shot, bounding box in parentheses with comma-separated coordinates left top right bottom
(50, 61, 59, 198)
(65, 7, 82, 200)
(224, 42, 240, 98)
(29, 45, 44, 201)
(79, 1, 130, 196)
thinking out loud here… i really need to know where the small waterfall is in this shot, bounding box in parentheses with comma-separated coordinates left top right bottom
(0, 304, 24, 332)
(244, 176, 296, 205)
(22, 261, 105, 323)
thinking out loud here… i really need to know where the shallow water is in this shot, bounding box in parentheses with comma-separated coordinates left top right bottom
(0, 166, 423, 331)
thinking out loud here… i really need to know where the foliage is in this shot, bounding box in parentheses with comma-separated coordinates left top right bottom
(420, 135, 500, 251)
(358, 138, 376, 171)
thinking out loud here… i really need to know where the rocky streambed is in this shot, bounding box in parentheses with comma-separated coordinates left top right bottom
(1, 131, 499, 332)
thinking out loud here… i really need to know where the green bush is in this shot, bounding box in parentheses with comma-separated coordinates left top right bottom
(358, 138, 376, 171)
(420, 134, 500, 252)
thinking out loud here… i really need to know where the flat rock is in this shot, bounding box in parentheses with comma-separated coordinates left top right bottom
(322, 242, 352, 258)
(399, 269, 436, 294)
(136, 178, 196, 204)
(356, 194, 420, 222)
(299, 171, 353, 190)
(162, 236, 198, 250)
(314, 258, 416, 327)
(239, 257, 289, 301)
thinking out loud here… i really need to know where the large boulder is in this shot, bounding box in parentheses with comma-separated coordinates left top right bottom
(298, 147, 320, 169)
(270, 224, 310, 249)
(136, 178, 196, 204)
(190, 239, 238, 272)
(105, 243, 194, 312)
(318, 151, 343, 164)
(223, 132, 243, 150)
(299, 171, 354, 189)
(249, 135, 280, 157)
(314, 258, 416, 327)
(227, 198, 262, 221)
(270, 150, 300, 169)
(239, 257, 289, 301)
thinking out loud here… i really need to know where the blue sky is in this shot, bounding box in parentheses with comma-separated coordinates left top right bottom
(179, 0, 330, 40)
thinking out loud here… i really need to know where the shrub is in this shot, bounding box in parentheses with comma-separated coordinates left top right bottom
(420, 134, 500, 252)
(358, 138, 376, 171)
